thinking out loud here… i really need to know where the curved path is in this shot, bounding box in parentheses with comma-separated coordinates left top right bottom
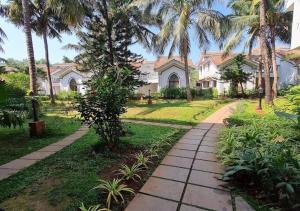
(0, 125, 89, 181)
(125, 102, 253, 211)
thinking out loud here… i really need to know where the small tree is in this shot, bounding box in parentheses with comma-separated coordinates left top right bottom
(76, 67, 137, 150)
(220, 54, 252, 97)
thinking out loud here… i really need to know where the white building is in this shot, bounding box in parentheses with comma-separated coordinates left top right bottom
(40, 63, 91, 95)
(41, 57, 194, 95)
(197, 50, 298, 95)
(285, 0, 300, 49)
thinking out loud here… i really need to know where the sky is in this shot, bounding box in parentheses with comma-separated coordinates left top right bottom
(0, 1, 288, 65)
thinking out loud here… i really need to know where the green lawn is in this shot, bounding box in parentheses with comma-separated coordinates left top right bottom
(123, 99, 232, 125)
(0, 114, 81, 166)
(0, 123, 186, 211)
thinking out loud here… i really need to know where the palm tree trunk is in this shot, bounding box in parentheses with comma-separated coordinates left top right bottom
(270, 29, 278, 98)
(183, 38, 192, 101)
(42, 28, 55, 104)
(21, 0, 37, 94)
(259, 0, 272, 104)
(258, 55, 263, 88)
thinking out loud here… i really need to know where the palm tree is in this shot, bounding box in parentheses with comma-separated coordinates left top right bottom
(21, 0, 37, 94)
(0, 5, 8, 57)
(225, 0, 291, 100)
(259, 0, 273, 104)
(7, 0, 86, 103)
(267, 0, 292, 98)
(134, 0, 228, 101)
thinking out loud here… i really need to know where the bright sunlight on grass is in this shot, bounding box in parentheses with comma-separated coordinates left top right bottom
(123, 99, 232, 125)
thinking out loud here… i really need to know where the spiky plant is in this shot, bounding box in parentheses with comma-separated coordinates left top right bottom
(79, 203, 110, 211)
(135, 152, 152, 168)
(93, 179, 134, 209)
(116, 163, 142, 181)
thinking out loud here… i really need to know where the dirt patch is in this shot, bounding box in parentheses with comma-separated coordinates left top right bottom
(0, 177, 71, 211)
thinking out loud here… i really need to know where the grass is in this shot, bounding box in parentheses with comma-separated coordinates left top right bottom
(0, 114, 81, 165)
(123, 99, 232, 125)
(0, 123, 186, 210)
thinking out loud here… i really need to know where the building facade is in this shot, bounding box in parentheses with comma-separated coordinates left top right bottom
(285, 0, 300, 49)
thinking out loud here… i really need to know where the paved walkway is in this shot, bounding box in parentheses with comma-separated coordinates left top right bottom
(122, 119, 193, 129)
(0, 125, 89, 181)
(125, 102, 250, 211)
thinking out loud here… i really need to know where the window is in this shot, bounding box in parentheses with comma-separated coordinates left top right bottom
(69, 78, 78, 92)
(213, 80, 217, 87)
(169, 74, 179, 88)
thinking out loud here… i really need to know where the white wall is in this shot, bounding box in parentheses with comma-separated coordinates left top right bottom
(277, 56, 298, 87)
(60, 72, 87, 94)
(158, 66, 187, 90)
(291, 0, 300, 49)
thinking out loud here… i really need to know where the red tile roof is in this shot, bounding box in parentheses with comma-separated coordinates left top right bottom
(38, 63, 76, 73)
(154, 56, 194, 69)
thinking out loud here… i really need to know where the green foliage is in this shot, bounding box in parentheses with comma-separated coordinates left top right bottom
(160, 87, 218, 99)
(93, 179, 134, 209)
(0, 80, 27, 128)
(135, 152, 152, 168)
(0, 72, 29, 93)
(116, 163, 142, 182)
(56, 91, 77, 101)
(76, 67, 138, 150)
(220, 54, 253, 96)
(218, 102, 300, 209)
(79, 203, 110, 211)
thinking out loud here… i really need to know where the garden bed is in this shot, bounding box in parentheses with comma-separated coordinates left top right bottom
(217, 100, 300, 210)
(0, 123, 187, 210)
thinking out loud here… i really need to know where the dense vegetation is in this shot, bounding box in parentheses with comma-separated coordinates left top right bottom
(218, 86, 300, 210)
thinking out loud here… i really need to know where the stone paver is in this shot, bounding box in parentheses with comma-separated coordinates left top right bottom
(125, 193, 178, 211)
(153, 165, 189, 182)
(180, 204, 206, 211)
(125, 102, 238, 211)
(196, 151, 217, 162)
(139, 177, 185, 201)
(161, 156, 193, 169)
(182, 184, 232, 211)
(193, 159, 224, 174)
(0, 125, 88, 181)
(174, 143, 198, 151)
(168, 149, 196, 159)
(122, 119, 192, 129)
(189, 170, 227, 190)
(198, 145, 216, 153)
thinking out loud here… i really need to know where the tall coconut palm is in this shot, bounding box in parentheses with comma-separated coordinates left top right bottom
(225, 0, 291, 100)
(7, 0, 86, 103)
(21, 0, 37, 94)
(134, 0, 228, 101)
(267, 0, 292, 98)
(258, 0, 272, 104)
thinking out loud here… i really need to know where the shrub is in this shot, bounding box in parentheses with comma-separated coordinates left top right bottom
(160, 87, 217, 99)
(56, 91, 78, 101)
(0, 80, 27, 128)
(218, 102, 300, 209)
(0, 72, 30, 93)
(76, 67, 138, 151)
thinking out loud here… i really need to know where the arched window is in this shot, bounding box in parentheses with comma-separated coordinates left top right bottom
(169, 74, 179, 88)
(69, 79, 78, 92)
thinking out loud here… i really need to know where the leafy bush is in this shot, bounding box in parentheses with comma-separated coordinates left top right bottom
(0, 80, 27, 128)
(56, 91, 77, 101)
(76, 67, 138, 150)
(0, 72, 30, 93)
(218, 102, 300, 209)
(160, 87, 217, 99)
